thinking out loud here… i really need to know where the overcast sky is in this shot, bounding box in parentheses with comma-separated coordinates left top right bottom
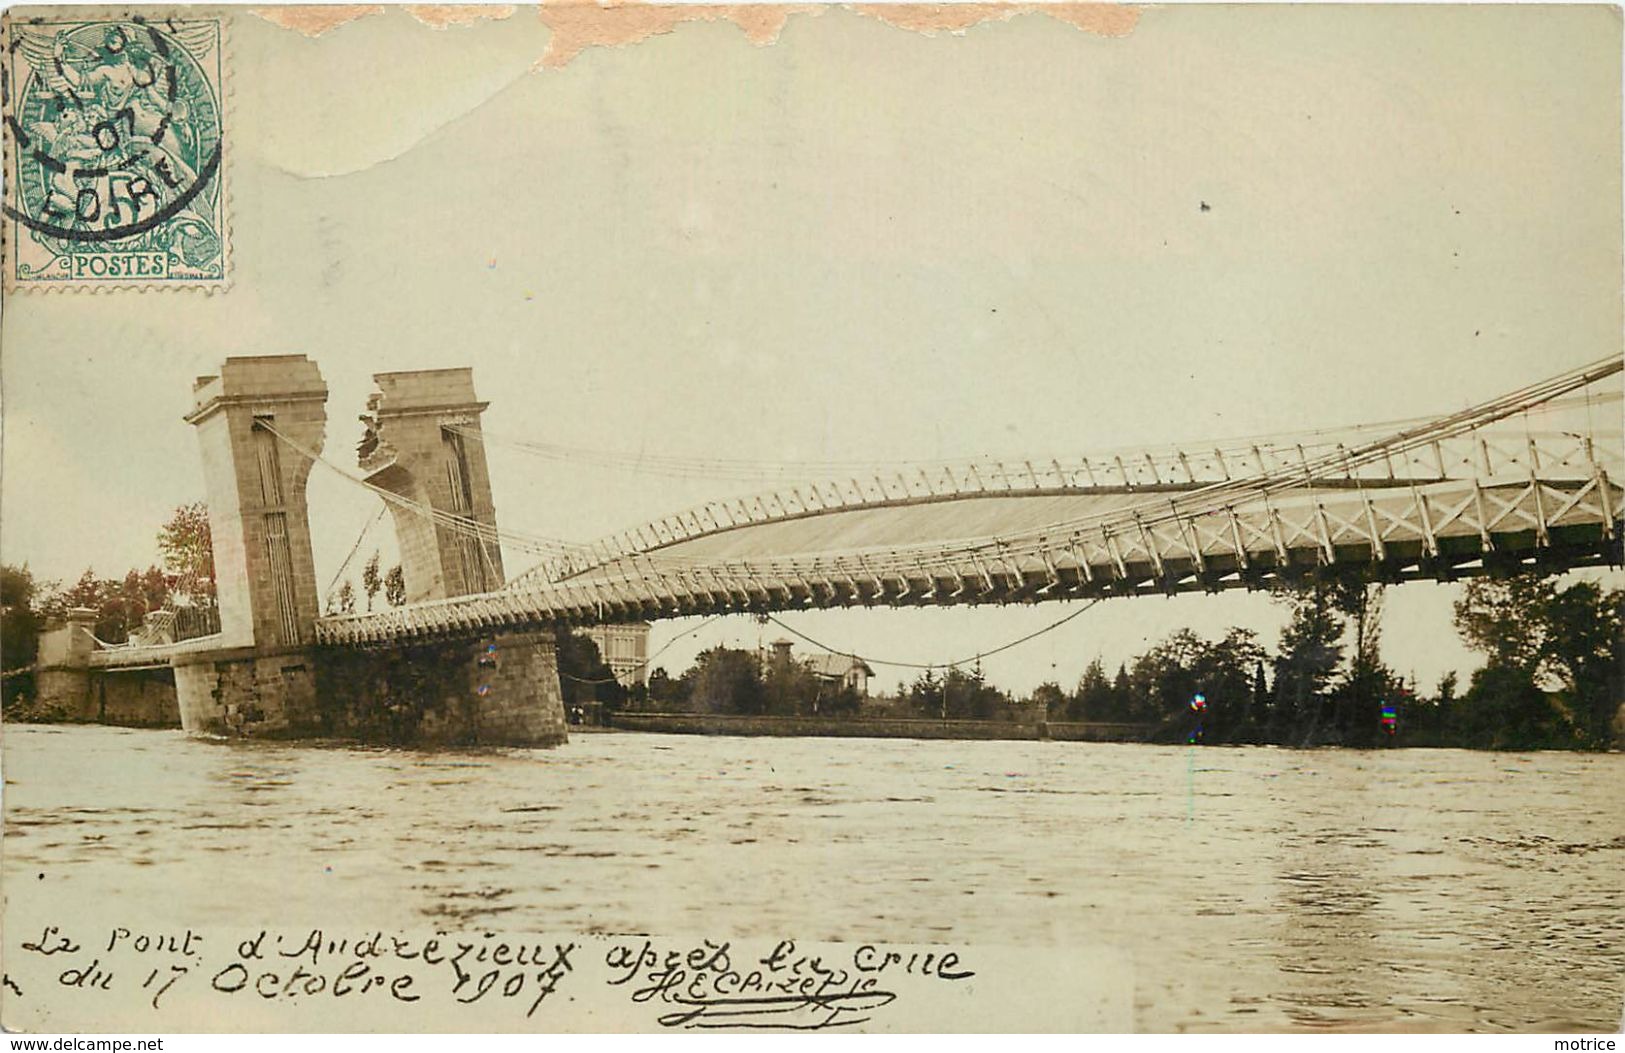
(2, 4, 1620, 692)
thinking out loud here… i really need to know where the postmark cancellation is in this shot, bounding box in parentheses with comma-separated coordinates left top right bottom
(1, 10, 227, 289)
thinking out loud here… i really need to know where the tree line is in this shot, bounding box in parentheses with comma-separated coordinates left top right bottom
(618, 644, 1025, 722)
(2, 503, 218, 670)
(1024, 572, 1621, 750)
(615, 570, 1620, 750)
(637, 645, 866, 718)
(0, 501, 426, 669)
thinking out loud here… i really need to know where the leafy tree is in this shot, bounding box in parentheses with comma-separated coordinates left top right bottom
(1029, 681, 1068, 720)
(1109, 627, 1267, 741)
(1111, 663, 1132, 716)
(9, 506, 215, 656)
(688, 646, 766, 715)
(157, 502, 215, 607)
(29, 506, 218, 645)
(554, 628, 627, 719)
(1271, 585, 1346, 745)
(116, 567, 171, 638)
(1071, 658, 1118, 720)
(1331, 583, 1388, 741)
(819, 682, 863, 717)
(762, 648, 824, 716)
(1, 565, 50, 670)
(1528, 581, 1622, 746)
(55, 568, 105, 615)
(1455, 661, 1570, 749)
(940, 666, 1009, 721)
(1191, 628, 1269, 741)
(330, 581, 357, 616)
(361, 552, 382, 612)
(902, 666, 1010, 720)
(1454, 574, 1624, 747)
(1251, 662, 1269, 725)
(646, 666, 688, 708)
(1328, 661, 1405, 747)
(1126, 628, 1206, 725)
(1453, 575, 1555, 672)
(1398, 676, 1452, 744)
(904, 668, 943, 717)
(43, 566, 171, 644)
(383, 565, 407, 607)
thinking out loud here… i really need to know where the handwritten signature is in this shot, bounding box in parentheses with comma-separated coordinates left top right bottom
(606, 938, 971, 1030)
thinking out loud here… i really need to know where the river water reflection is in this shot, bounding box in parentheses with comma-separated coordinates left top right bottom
(3, 725, 1621, 1031)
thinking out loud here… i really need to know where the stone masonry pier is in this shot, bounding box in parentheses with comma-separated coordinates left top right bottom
(157, 355, 568, 746)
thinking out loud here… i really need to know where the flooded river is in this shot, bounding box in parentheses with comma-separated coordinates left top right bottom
(3, 724, 1622, 1031)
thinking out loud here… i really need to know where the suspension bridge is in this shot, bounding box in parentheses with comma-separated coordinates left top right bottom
(33, 352, 1623, 745)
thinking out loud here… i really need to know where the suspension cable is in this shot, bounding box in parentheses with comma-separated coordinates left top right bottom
(511, 355, 1622, 587)
(256, 421, 590, 560)
(453, 383, 1619, 485)
(758, 599, 1101, 672)
(563, 354, 1623, 578)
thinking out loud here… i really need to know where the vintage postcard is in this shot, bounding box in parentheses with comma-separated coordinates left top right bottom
(1, 1, 1621, 1037)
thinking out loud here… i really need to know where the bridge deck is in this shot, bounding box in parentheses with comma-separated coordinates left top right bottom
(314, 473, 1622, 646)
(84, 634, 232, 670)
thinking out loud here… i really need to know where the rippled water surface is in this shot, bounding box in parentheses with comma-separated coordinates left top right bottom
(4, 725, 1622, 1031)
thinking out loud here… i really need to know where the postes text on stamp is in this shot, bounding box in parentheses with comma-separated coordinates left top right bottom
(2, 13, 226, 288)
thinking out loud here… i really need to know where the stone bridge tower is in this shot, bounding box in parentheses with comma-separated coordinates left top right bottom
(185, 356, 328, 647)
(167, 356, 564, 747)
(171, 355, 328, 737)
(329, 365, 565, 747)
(356, 369, 505, 603)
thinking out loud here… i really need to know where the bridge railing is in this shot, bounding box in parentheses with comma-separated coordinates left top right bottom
(314, 356, 1622, 646)
(307, 464, 1625, 646)
(172, 605, 222, 643)
(314, 467, 1623, 648)
(520, 423, 1621, 585)
(611, 474, 1619, 578)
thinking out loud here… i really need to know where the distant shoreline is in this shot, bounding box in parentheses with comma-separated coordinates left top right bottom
(605, 711, 1156, 743)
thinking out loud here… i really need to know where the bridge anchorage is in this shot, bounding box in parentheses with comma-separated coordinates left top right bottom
(30, 353, 1623, 748)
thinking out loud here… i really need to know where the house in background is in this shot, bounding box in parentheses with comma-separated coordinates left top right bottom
(805, 652, 875, 697)
(585, 622, 650, 687)
(767, 638, 874, 697)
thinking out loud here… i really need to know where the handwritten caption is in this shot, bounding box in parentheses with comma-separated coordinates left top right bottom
(7, 925, 975, 1030)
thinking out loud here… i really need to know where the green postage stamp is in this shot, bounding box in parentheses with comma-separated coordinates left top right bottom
(2, 12, 226, 288)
